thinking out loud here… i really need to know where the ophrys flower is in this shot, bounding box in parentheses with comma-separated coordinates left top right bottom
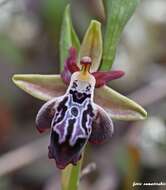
(12, 12, 147, 169)
(35, 52, 121, 169)
(13, 48, 147, 169)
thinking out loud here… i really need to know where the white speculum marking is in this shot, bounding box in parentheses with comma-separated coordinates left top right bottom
(51, 79, 95, 146)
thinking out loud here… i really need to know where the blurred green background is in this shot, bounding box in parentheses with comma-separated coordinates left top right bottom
(0, 0, 166, 189)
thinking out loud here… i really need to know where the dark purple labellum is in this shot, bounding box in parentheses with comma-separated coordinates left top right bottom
(36, 70, 97, 168)
(47, 78, 96, 168)
(48, 130, 85, 169)
(36, 87, 114, 168)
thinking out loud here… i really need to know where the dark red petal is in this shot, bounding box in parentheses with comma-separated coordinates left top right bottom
(67, 48, 80, 72)
(35, 98, 58, 133)
(89, 104, 114, 144)
(61, 47, 80, 84)
(92, 70, 125, 88)
(48, 130, 87, 169)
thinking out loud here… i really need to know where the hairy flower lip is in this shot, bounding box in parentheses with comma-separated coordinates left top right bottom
(48, 128, 86, 169)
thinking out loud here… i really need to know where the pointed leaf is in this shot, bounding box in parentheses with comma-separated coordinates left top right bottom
(80, 20, 103, 72)
(60, 5, 80, 72)
(94, 85, 147, 121)
(12, 74, 67, 101)
(101, 0, 139, 70)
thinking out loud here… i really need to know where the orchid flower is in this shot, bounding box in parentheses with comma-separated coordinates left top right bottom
(12, 47, 146, 169)
(12, 5, 147, 169)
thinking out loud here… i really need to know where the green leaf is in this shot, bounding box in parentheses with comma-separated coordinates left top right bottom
(101, 0, 139, 70)
(95, 85, 147, 121)
(61, 158, 83, 190)
(12, 74, 67, 101)
(60, 5, 80, 72)
(80, 20, 103, 72)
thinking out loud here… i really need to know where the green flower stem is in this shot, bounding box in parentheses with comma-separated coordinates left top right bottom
(61, 154, 84, 190)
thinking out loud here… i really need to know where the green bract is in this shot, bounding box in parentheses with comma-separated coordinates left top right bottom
(80, 20, 102, 72)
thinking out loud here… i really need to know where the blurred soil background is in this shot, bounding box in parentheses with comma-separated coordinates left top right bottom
(0, 0, 166, 189)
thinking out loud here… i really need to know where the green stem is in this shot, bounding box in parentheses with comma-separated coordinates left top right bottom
(61, 154, 83, 190)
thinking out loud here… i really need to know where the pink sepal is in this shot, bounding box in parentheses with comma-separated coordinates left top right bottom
(61, 48, 80, 84)
(93, 70, 125, 88)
